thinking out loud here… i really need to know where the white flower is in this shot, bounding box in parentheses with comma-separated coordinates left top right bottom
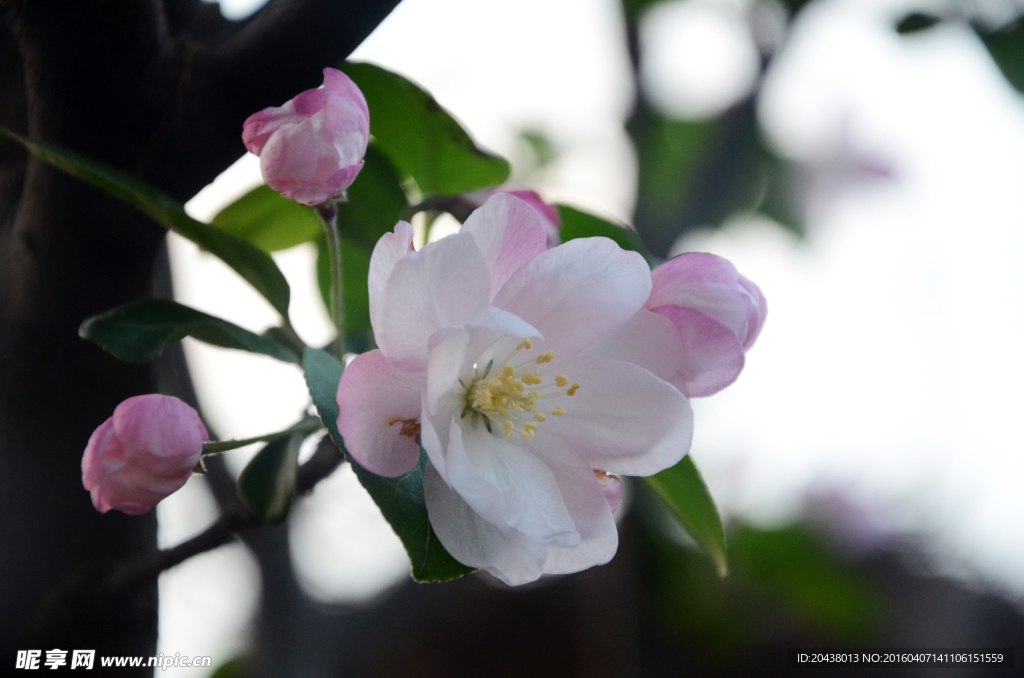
(337, 194, 693, 584)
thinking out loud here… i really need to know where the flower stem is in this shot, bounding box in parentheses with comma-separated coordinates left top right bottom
(315, 201, 345, 360)
(202, 416, 323, 455)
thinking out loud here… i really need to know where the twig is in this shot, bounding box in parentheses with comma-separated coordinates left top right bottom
(106, 434, 345, 593)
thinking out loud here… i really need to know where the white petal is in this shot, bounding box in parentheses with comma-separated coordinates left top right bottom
(540, 356, 693, 476)
(424, 463, 548, 585)
(461, 193, 548, 297)
(448, 419, 579, 548)
(529, 444, 619, 575)
(584, 309, 685, 380)
(376, 232, 491, 370)
(368, 221, 414, 335)
(491, 238, 652, 360)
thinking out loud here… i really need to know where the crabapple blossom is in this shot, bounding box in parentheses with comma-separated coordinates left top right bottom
(337, 193, 694, 584)
(242, 68, 369, 206)
(81, 394, 208, 515)
(646, 252, 767, 397)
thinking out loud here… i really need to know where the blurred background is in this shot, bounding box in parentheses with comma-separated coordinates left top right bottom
(158, 0, 1024, 674)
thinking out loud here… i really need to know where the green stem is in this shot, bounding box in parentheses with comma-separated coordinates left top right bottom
(316, 202, 345, 359)
(202, 416, 323, 455)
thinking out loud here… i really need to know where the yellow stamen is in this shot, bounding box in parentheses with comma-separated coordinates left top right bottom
(552, 406, 566, 416)
(535, 350, 555, 364)
(516, 339, 533, 350)
(533, 413, 547, 422)
(554, 375, 569, 387)
(566, 383, 580, 396)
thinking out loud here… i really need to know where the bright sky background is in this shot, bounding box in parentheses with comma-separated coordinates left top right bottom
(158, 0, 1024, 672)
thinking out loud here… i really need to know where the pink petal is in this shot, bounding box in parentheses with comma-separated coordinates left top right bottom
(649, 252, 760, 345)
(337, 349, 425, 478)
(462, 193, 548, 296)
(583, 309, 685, 381)
(491, 237, 652, 361)
(376, 232, 491, 370)
(738, 275, 767, 350)
(652, 305, 746, 397)
(113, 395, 207, 463)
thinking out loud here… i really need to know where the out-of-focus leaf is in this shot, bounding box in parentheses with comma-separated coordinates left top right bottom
(79, 299, 299, 364)
(302, 348, 475, 582)
(895, 12, 942, 34)
(341, 62, 510, 196)
(556, 205, 649, 258)
(0, 127, 291, 318)
(209, 658, 250, 678)
(335, 144, 409, 251)
(644, 455, 728, 578)
(237, 434, 303, 524)
(212, 184, 322, 252)
(977, 22, 1024, 93)
(727, 525, 877, 638)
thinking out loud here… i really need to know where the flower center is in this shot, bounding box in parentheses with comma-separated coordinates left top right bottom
(462, 339, 580, 440)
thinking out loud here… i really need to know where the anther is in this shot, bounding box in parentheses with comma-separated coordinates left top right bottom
(566, 383, 580, 396)
(552, 406, 566, 416)
(535, 350, 555, 364)
(534, 413, 547, 422)
(516, 339, 533, 350)
(554, 375, 569, 387)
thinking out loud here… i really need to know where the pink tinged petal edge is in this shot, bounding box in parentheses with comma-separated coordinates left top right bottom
(461, 193, 548, 297)
(337, 349, 425, 478)
(491, 237, 652, 361)
(424, 463, 549, 585)
(448, 419, 579, 548)
(368, 221, 415, 335)
(652, 305, 745, 398)
(583, 309, 686, 381)
(376, 232, 491, 370)
(648, 252, 759, 344)
(738, 275, 767, 350)
(540, 356, 694, 477)
(595, 471, 623, 512)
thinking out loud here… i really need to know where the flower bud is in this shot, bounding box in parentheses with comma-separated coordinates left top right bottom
(82, 395, 208, 515)
(242, 68, 369, 206)
(646, 253, 766, 397)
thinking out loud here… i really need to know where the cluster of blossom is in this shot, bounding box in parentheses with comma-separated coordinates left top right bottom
(80, 69, 765, 584)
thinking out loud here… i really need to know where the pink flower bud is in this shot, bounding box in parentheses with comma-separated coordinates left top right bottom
(646, 253, 767, 397)
(81, 395, 208, 515)
(242, 68, 370, 206)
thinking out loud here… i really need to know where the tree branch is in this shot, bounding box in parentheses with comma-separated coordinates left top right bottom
(105, 434, 345, 594)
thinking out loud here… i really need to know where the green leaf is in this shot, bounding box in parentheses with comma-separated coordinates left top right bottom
(302, 348, 475, 582)
(79, 299, 299, 364)
(0, 127, 291, 317)
(341, 62, 510, 195)
(644, 455, 728, 578)
(335, 145, 410, 251)
(977, 22, 1024, 94)
(237, 434, 303, 524)
(556, 204, 649, 257)
(212, 184, 322, 253)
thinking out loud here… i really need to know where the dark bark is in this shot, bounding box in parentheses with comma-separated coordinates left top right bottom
(0, 0, 398, 665)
